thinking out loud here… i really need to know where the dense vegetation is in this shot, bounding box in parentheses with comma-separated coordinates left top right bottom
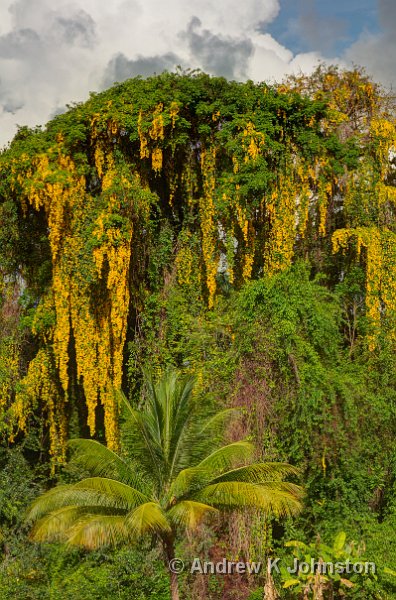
(27, 371, 303, 600)
(0, 67, 396, 599)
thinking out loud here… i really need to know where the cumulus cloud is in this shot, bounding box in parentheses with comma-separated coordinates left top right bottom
(55, 11, 96, 48)
(183, 17, 253, 80)
(103, 52, 181, 87)
(0, 0, 388, 148)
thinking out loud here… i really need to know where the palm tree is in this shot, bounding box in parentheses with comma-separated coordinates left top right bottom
(26, 371, 303, 600)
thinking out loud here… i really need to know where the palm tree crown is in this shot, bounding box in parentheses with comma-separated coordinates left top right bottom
(26, 371, 303, 599)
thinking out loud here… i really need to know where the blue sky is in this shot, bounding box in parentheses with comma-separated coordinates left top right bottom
(268, 0, 380, 56)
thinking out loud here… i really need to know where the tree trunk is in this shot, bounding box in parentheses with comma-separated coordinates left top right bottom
(163, 536, 180, 600)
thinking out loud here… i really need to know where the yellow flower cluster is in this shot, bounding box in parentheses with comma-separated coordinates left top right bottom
(8, 138, 152, 459)
(12, 348, 66, 471)
(200, 147, 218, 308)
(176, 243, 194, 286)
(0, 339, 20, 412)
(169, 101, 180, 128)
(332, 227, 396, 350)
(150, 103, 164, 173)
(138, 110, 150, 160)
(265, 176, 296, 275)
(236, 202, 254, 281)
(242, 122, 265, 162)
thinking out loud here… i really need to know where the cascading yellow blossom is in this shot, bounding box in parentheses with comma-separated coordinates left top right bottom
(200, 147, 218, 308)
(332, 227, 396, 350)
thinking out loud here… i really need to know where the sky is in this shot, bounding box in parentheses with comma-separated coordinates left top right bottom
(0, 0, 394, 147)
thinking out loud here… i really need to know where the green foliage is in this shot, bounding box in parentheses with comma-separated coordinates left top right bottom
(26, 371, 302, 599)
(233, 263, 396, 533)
(0, 448, 41, 530)
(280, 531, 380, 598)
(0, 543, 171, 600)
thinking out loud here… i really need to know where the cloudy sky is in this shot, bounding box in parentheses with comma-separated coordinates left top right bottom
(0, 0, 394, 147)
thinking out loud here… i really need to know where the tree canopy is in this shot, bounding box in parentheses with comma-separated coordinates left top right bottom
(1, 67, 395, 465)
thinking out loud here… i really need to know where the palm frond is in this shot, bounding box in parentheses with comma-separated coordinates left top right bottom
(194, 481, 303, 517)
(72, 478, 150, 508)
(122, 397, 164, 481)
(145, 369, 195, 475)
(170, 442, 255, 498)
(168, 500, 218, 530)
(30, 505, 124, 542)
(27, 487, 115, 523)
(167, 375, 196, 479)
(27, 478, 149, 522)
(209, 462, 300, 484)
(126, 502, 171, 536)
(122, 370, 196, 486)
(66, 515, 130, 549)
(198, 441, 255, 471)
(169, 466, 206, 499)
(68, 439, 144, 489)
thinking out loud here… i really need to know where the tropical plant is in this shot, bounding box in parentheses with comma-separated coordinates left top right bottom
(26, 370, 303, 600)
(280, 531, 379, 599)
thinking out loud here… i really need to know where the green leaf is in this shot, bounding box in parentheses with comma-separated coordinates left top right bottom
(333, 531, 346, 552)
(283, 579, 300, 588)
(168, 500, 218, 529)
(126, 502, 171, 536)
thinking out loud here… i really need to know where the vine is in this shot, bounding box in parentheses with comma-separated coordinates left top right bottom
(1, 68, 395, 464)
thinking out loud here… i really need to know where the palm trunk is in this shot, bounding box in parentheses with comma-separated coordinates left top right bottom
(163, 536, 180, 600)
(263, 557, 279, 600)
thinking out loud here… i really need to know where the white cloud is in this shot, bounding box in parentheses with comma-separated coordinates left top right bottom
(0, 0, 350, 147)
